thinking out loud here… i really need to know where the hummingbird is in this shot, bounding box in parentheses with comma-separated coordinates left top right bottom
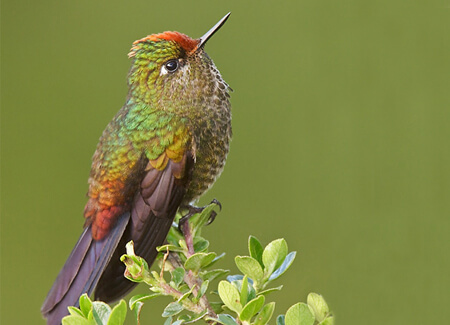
(41, 13, 232, 325)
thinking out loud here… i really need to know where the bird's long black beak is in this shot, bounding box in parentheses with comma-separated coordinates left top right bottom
(198, 12, 231, 49)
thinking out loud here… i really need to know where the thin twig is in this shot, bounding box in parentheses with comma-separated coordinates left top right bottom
(182, 221, 195, 256)
(168, 253, 218, 320)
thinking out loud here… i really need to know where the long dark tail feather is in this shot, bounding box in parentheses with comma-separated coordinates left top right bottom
(41, 212, 130, 325)
(95, 196, 179, 301)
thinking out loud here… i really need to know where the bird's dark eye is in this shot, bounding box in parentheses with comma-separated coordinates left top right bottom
(165, 59, 179, 73)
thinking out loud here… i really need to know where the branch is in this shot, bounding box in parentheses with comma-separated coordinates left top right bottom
(61, 202, 334, 325)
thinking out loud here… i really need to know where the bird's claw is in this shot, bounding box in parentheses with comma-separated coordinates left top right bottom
(206, 210, 217, 225)
(178, 206, 200, 232)
(178, 199, 221, 231)
(210, 198, 222, 211)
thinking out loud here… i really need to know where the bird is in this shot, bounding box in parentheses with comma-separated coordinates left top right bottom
(41, 13, 232, 325)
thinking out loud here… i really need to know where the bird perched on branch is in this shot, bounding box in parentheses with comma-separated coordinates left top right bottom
(42, 13, 232, 325)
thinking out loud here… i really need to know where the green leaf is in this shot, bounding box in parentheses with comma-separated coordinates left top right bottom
(133, 301, 144, 325)
(262, 239, 288, 276)
(258, 285, 283, 296)
(129, 293, 161, 310)
(248, 236, 264, 267)
(62, 315, 92, 325)
(318, 317, 335, 325)
(307, 293, 330, 322)
(120, 241, 150, 283)
(246, 282, 257, 302)
(215, 314, 239, 325)
(240, 276, 249, 306)
(198, 280, 209, 298)
(177, 284, 190, 293)
(178, 284, 196, 302)
(199, 269, 229, 281)
(269, 252, 296, 281)
(68, 307, 85, 317)
(157, 244, 184, 253)
(254, 302, 275, 325)
(235, 256, 264, 282)
(178, 314, 192, 322)
(172, 267, 185, 287)
(107, 300, 126, 325)
(162, 302, 184, 317)
(193, 237, 210, 252)
(213, 252, 226, 262)
(218, 280, 242, 314)
(151, 270, 160, 282)
(285, 303, 315, 325)
(163, 316, 173, 325)
(210, 301, 225, 314)
(229, 278, 256, 303)
(178, 238, 189, 253)
(207, 252, 226, 269)
(92, 301, 112, 325)
(167, 224, 184, 246)
(227, 275, 245, 282)
(277, 314, 286, 325)
(184, 252, 217, 273)
(79, 294, 93, 317)
(239, 295, 265, 322)
(184, 312, 210, 325)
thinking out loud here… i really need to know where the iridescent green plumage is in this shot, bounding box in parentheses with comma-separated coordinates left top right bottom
(42, 14, 232, 325)
(85, 29, 231, 239)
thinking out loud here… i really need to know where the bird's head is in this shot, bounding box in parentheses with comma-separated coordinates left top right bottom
(126, 13, 231, 111)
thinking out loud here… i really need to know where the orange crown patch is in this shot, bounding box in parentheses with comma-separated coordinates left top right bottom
(128, 31, 199, 58)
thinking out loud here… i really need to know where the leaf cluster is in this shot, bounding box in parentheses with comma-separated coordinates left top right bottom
(61, 294, 126, 325)
(214, 236, 332, 325)
(61, 202, 334, 325)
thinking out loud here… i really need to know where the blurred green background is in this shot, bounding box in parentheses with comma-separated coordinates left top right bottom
(2, 0, 449, 324)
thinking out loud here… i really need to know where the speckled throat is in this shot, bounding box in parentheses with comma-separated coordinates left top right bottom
(182, 52, 232, 203)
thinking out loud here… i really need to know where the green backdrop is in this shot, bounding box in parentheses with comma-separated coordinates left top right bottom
(2, 1, 449, 324)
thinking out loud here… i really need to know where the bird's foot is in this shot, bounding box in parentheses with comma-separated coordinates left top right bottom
(178, 199, 221, 257)
(178, 199, 221, 232)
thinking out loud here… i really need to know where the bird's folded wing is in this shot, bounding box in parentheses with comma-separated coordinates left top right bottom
(94, 151, 193, 301)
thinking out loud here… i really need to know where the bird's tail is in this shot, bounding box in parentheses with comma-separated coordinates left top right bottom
(41, 212, 130, 325)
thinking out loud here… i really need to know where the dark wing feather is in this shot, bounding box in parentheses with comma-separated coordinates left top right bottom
(41, 212, 130, 325)
(95, 153, 193, 301)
